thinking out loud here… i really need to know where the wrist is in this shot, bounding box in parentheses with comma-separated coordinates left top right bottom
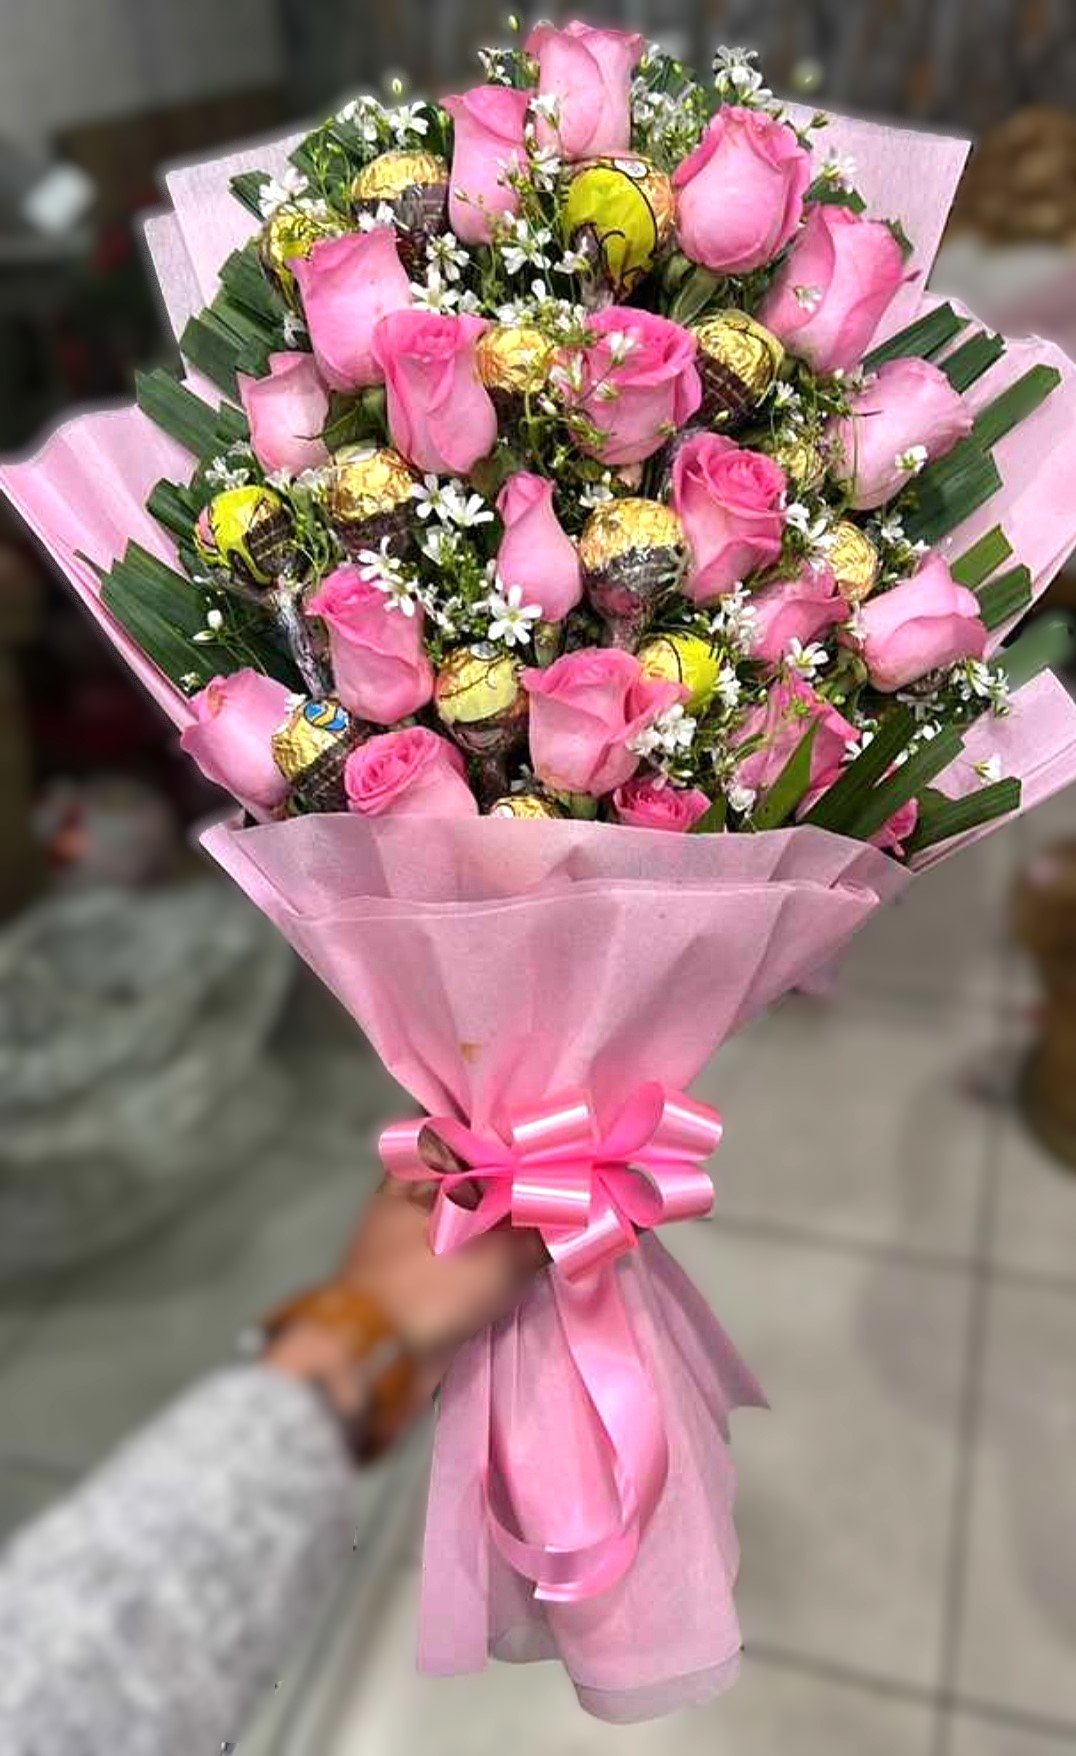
(257, 1284, 416, 1461)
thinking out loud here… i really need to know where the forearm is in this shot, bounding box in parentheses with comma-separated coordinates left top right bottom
(0, 1366, 355, 1756)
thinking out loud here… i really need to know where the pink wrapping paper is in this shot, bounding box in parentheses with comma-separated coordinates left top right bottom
(5, 107, 1076, 1721)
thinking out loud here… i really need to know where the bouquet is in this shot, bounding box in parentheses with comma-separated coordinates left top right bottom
(6, 23, 1076, 1723)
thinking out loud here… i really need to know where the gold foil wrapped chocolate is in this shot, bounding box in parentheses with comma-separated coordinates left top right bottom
(325, 446, 416, 558)
(637, 632, 722, 714)
(692, 310, 785, 431)
(435, 648, 528, 804)
(351, 150, 449, 274)
(194, 486, 293, 589)
(259, 205, 341, 306)
(768, 431, 827, 494)
(488, 791, 565, 820)
(828, 520, 881, 604)
(475, 324, 554, 421)
(563, 156, 675, 302)
(579, 498, 686, 648)
(271, 697, 366, 814)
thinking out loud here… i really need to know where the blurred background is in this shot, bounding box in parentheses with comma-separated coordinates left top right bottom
(1, 4, 1075, 1755)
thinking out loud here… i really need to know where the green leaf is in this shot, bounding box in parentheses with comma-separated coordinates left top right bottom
(909, 778, 1022, 855)
(691, 797, 728, 835)
(996, 612, 1076, 694)
(951, 526, 1012, 588)
(972, 365, 1061, 452)
(803, 706, 919, 833)
(940, 331, 1005, 393)
(135, 369, 222, 457)
(230, 171, 270, 218)
(147, 480, 199, 542)
(902, 441, 1002, 545)
(753, 722, 819, 830)
(669, 267, 723, 327)
(218, 246, 282, 324)
(180, 313, 243, 398)
(977, 564, 1032, 631)
(847, 726, 966, 844)
(805, 178, 867, 214)
(863, 303, 967, 370)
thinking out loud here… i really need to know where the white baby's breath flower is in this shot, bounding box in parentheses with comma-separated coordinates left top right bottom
(531, 93, 562, 126)
(725, 783, 757, 817)
(257, 166, 309, 218)
(603, 329, 638, 367)
(358, 201, 399, 233)
(896, 444, 929, 477)
(357, 540, 420, 615)
(485, 581, 543, 648)
(793, 284, 823, 313)
(555, 248, 592, 277)
(714, 663, 743, 710)
(974, 755, 1004, 784)
(388, 101, 429, 142)
(205, 456, 251, 490)
(281, 311, 307, 346)
(713, 46, 771, 104)
(410, 268, 463, 312)
(629, 704, 698, 761)
(785, 638, 829, 680)
(426, 231, 469, 281)
(821, 150, 857, 190)
(579, 476, 616, 510)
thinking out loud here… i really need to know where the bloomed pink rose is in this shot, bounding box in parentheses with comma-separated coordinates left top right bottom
(496, 473, 582, 623)
(733, 674, 857, 798)
(848, 554, 988, 692)
(523, 648, 686, 796)
(238, 352, 330, 474)
(673, 107, 811, 275)
(757, 205, 907, 376)
(570, 308, 702, 468)
(444, 86, 530, 244)
(180, 670, 293, 812)
(827, 357, 973, 510)
(344, 726, 478, 818)
(293, 230, 412, 393)
(372, 310, 497, 476)
(748, 564, 844, 665)
(672, 432, 786, 603)
(613, 774, 711, 832)
(802, 767, 919, 853)
(526, 21, 645, 160)
(306, 564, 434, 725)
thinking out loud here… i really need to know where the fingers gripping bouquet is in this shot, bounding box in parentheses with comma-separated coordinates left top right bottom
(6, 23, 1076, 1723)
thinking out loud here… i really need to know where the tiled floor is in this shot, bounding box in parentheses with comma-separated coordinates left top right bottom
(2, 793, 1076, 1756)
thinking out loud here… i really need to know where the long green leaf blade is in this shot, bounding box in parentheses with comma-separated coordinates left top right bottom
(996, 612, 1076, 693)
(940, 331, 1005, 393)
(977, 565, 1032, 631)
(803, 706, 919, 833)
(753, 722, 819, 830)
(135, 369, 221, 456)
(951, 526, 1012, 588)
(863, 304, 967, 369)
(973, 365, 1061, 451)
(847, 727, 966, 844)
(909, 777, 1022, 855)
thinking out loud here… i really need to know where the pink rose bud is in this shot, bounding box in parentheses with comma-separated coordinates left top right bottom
(525, 21, 645, 160)
(613, 774, 712, 832)
(673, 108, 812, 275)
(758, 205, 906, 376)
(293, 230, 413, 393)
(237, 352, 330, 475)
(495, 473, 582, 623)
(306, 564, 434, 725)
(748, 564, 844, 665)
(372, 310, 498, 477)
(802, 767, 919, 853)
(672, 432, 787, 603)
(570, 308, 702, 468)
(180, 670, 293, 812)
(827, 357, 974, 510)
(733, 675, 858, 798)
(848, 554, 988, 693)
(444, 86, 531, 244)
(523, 647, 686, 797)
(344, 726, 478, 818)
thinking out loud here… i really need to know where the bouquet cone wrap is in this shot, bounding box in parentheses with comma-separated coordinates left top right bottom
(6, 95, 1076, 1724)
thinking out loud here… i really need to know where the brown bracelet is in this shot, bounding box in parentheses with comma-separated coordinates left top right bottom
(259, 1283, 417, 1462)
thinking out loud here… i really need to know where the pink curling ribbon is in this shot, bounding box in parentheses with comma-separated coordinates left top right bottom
(379, 1084, 721, 1604)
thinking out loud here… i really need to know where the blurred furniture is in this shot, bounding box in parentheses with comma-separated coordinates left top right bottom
(1013, 841, 1076, 1170)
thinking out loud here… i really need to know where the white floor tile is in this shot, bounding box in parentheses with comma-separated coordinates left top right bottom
(992, 1107, 1076, 1283)
(949, 1712, 1076, 1755)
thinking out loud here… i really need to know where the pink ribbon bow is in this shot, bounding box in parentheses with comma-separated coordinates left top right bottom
(379, 1084, 722, 1605)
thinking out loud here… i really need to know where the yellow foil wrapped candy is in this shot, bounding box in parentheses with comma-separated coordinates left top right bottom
(325, 446, 416, 557)
(563, 156, 675, 299)
(194, 486, 293, 589)
(692, 310, 785, 430)
(579, 498, 686, 648)
(637, 632, 722, 714)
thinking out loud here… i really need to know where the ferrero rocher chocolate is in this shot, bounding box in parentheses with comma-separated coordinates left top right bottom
(259, 205, 341, 306)
(828, 520, 881, 604)
(692, 310, 785, 430)
(435, 648, 528, 804)
(194, 486, 293, 589)
(351, 150, 449, 274)
(637, 632, 722, 714)
(475, 324, 554, 421)
(579, 498, 686, 648)
(271, 697, 366, 814)
(489, 791, 565, 820)
(325, 446, 416, 557)
(768, 431, 827, 494)
(563, 156, 675, 301)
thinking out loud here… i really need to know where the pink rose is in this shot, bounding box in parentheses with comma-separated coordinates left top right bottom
(570, 308, 702, 467)
(613, 774, 711, 832)
(344, 726, 478, 818)
(828, 357, 973, 510)
(496, 474, 582, 623)
(444, 86, 530, 244)
(848, 554, 988, 693)
(372, 310, 497, 476)
(749, 564, 844, 665)
(758, 205, 906, 376)
(306, 564, 434, 725)
(672, 432, 787, 602)
(238, 352, 330, 475)
(733, 675, 857, 798)
(802, 768, 919, 853)
(180, 670, 293, 812)
(523, 648, 686, 796)
(526, 21, 645, 161)
(293, 230, 412, 393)
(673, 107, 811, 275)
